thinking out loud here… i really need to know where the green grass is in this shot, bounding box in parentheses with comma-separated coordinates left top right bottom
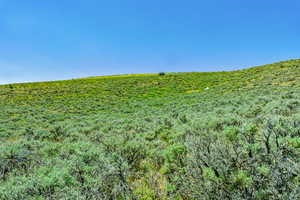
(0, 59, 300, 199)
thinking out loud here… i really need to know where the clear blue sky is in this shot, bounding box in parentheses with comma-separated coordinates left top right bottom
(0, 0, 299, 84)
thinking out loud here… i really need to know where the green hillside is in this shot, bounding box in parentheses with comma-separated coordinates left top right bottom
(1, 59, 300, 199)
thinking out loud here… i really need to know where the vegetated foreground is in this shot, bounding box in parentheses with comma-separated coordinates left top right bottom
(0, 59, 300, 199)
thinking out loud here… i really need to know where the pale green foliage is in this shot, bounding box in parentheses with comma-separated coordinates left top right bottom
(0, 59, 300, 199)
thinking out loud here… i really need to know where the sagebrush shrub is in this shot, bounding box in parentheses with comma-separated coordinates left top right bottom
(176, 117, 300, 200)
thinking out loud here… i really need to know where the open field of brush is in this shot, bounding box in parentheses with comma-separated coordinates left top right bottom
(0, 59, 300, 199)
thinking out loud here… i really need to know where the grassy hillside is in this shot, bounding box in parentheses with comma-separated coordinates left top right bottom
(0, 59, 300, 199)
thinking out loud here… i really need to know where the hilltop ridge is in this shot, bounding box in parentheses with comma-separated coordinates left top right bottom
(2, 59, 300, 87)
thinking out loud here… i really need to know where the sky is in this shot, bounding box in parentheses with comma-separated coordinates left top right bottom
(0, 0, 299, 84)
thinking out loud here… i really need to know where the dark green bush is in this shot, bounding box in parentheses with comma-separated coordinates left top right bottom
(0, 144, 34, 180)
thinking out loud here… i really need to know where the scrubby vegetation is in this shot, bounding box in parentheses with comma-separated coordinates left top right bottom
(0, 59, 300, 199)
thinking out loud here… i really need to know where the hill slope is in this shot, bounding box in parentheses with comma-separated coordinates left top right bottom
(0, 59, 300, 199)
